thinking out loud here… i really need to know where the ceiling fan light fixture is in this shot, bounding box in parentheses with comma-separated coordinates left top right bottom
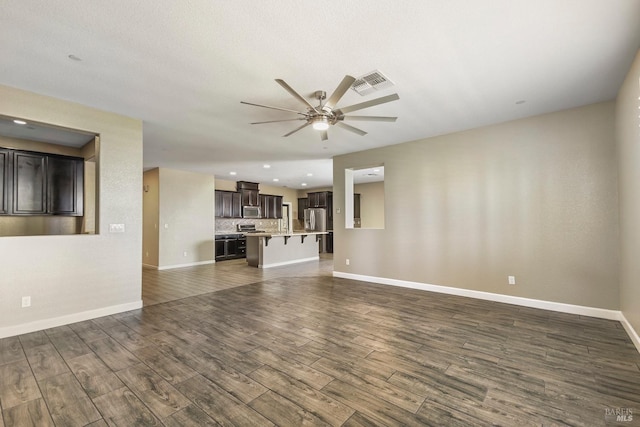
(312, 117, 330, 131)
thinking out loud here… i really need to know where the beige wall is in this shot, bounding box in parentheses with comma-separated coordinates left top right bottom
(157, 168, 215, 268)
(354, 181, 385, 229)
(0, 84, 143, 337)
(616, 50, 640, 333)
(334, 101, 619, 309)
(143, 168, 160, 267)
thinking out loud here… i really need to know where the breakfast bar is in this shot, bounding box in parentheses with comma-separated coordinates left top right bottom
(245, 231, 327, 268)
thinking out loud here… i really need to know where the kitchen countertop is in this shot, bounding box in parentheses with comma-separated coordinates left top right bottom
(244, 231, 328, 237)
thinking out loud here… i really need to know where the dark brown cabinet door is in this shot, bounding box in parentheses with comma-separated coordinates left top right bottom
(13, 151, 46, 214)
(47, 155, 84, 215)
(307, 191, 329, 208)
(232, 192, 242, 218)
(259, 194, 270, 218)
(215, 191, 223, 217)
(354, 193, 361, 219)
(297, 197, 308, 221)
(273, 195, 283, 219)
(215, 190, 243, 218)
(241, 189, 259, 207)
(221, 191, 234, 218)
(259, 195, 283, 219)
(0, 148, 9, 215)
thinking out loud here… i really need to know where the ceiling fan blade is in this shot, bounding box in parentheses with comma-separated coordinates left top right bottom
(336, 93, 400, 115)
(336, 122, 367, 136)
(341, 115, 397, 122)
(250, 118, 306, 125)
(241, 101, 306, 116)
(283, 121, 311, 137)
(275, 79, 320, 113)
(320, 131, 328, 141)
(323, 75, 356, 112)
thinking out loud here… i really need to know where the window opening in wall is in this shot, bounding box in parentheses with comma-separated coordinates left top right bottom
(345, 164, 385, 229)
(0, 114, 99, 237)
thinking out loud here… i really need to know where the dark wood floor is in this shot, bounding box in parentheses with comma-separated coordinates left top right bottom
(1, 256, 640, 426)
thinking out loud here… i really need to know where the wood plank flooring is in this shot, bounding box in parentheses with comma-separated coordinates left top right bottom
(1, 256, 640, 426)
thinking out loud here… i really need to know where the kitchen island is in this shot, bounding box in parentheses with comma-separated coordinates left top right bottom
(246, 231, 327, 268)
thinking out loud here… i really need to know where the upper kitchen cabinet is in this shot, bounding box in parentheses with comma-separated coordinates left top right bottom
(237, 181, 259, 207)
(307, 191, 330, 208)
(307, 191, 333, 228)
(260, 194, 283, 219)
(13, 150, 46, 214)
(0, 148, 9, 215)
(297, 197, 308, 221)
(47, 154, 84, 215)
(10, 150, 84, 216)
(215, 190, 242, 218)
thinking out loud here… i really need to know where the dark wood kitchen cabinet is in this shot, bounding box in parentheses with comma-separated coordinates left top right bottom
(259, 194, 283, 219)
(215, 234, 246, 261)
(13, 151, 46, 214)
(8, 150, 84, 216)
(47, 155, 84, 215)
(237, 181, 259, 207)
(307, 191, 332, 229)
(354, 193, 361, 219)
(297, 197, 308, 221)
(307, 191, 331, 208)
(215, 190, 242, 218)
(0, 148, 9, 215)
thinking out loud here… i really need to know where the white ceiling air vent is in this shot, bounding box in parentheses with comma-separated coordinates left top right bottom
(351, 70, 394, 96)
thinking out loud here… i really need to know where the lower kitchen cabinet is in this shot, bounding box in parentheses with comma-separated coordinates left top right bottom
(215, 234, 246, 261)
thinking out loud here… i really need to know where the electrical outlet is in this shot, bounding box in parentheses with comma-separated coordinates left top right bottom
(183, 251, 188, 257)
(508, 276, 516, 285)
(346, 259, 350, 265)
(22, 296, 31, 308)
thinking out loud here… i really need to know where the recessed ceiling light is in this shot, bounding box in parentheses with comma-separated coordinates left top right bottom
(263, 164, 271, 169)
(301, 183, 307, 186)
(229, 171, 237, 175)
(68, 54, 82, 61)
(306, 173, 313, 177)
(13, 119, 27, 125)
(273, 178, 279, 182)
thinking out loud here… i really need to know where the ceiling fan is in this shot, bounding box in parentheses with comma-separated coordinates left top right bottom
(241, 75, 399, 141)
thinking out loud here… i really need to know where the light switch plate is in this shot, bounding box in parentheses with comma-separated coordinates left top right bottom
(109, 223, 125, 233)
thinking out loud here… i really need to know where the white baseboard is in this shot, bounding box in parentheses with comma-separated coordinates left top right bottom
(332, 271, 623, 321)
(157, 260, 215, 271)
(620, 313, 640, 354)
(260, 256, 319, 269)
(0, 300, 143, 339)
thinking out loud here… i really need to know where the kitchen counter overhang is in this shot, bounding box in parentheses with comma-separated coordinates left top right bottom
(245, 231, 327, 268)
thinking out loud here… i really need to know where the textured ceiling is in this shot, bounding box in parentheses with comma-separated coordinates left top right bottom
(1, 1, 639, 189)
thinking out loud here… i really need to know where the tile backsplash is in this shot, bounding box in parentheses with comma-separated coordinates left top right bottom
(215, 218, 280, 234)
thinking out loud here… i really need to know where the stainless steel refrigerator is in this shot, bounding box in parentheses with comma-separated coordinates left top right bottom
(304, 208, 327, 232)
(304, 207, 331, 252)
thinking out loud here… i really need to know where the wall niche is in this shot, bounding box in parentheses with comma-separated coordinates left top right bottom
(0, 115, 98, 237)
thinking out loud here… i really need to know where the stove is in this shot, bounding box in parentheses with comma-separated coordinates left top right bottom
(237, 224, 265, 233)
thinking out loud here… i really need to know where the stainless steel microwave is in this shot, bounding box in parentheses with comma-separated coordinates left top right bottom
(243, 206, 261, 218)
